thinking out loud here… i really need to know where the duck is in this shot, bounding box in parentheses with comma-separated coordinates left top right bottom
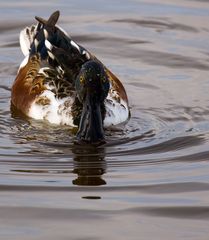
(11, 11, 130, 144)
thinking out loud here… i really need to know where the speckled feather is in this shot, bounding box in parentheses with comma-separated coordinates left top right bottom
(12, 11, 129, 128)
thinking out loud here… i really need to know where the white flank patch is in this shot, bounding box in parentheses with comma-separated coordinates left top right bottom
(28, 86, 129, 128)
(28, 90, 75, 126)
(104, 97, 129, 127)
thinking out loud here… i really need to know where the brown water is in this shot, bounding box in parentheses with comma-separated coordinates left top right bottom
(1, 0, 209, 239)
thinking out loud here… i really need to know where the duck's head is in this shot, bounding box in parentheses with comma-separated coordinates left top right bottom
(75, 60, 110, 145)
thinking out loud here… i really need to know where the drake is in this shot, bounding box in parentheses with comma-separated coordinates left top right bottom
(11, 11, 129, 144)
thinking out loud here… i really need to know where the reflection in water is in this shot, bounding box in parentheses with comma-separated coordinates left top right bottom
(72, 145, 106, 186)
(10, 102, 31, 121)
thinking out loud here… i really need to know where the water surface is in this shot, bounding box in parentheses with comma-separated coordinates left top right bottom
(1, 0, 209, 239)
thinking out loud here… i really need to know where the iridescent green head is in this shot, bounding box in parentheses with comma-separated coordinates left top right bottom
(75, 60, 110, 145)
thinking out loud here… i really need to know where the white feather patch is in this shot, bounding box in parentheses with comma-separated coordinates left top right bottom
(28, 89, 129, 128)
(47, 51, 55, 60)
(29, 90, 75, 126)
(82, 50, 90, 60)
(19, 25, 37, 56)
(43, 29, 48, 39)
(34, 39, 38, 50)
(70, 40, 81, 53)
(45, 40, 52, 50)
(45, 40, 55, 59)
(19, 28, 31, 56)
(104, 97, 129, 127)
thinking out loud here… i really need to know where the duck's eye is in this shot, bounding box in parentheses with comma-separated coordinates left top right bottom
(80, 75, 85, 84)
(102, 76, 107, 83)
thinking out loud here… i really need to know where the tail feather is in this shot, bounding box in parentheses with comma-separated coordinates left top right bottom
(35, 11, 60, 27)
(19, 11, 91, 80)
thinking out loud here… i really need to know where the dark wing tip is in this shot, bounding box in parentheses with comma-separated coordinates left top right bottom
(35, 10, 60, 26)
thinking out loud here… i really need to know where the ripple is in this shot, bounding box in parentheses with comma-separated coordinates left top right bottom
(111, 18, 199, 33)
(73, 34, 151, 45)
(135, 206, 209, 220)
(118, 48, 209, 70)
(0, 21, 32, 33)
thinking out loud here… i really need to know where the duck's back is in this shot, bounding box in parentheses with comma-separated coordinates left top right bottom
(12, 12, 129, 128)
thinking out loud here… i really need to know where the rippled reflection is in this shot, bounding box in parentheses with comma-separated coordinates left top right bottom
(72, 145, 106, 186)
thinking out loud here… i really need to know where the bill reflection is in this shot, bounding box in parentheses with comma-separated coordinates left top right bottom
(72, 145, 107, 186)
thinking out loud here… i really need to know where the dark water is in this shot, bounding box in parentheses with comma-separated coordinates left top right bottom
(1, 0, 209, 239)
